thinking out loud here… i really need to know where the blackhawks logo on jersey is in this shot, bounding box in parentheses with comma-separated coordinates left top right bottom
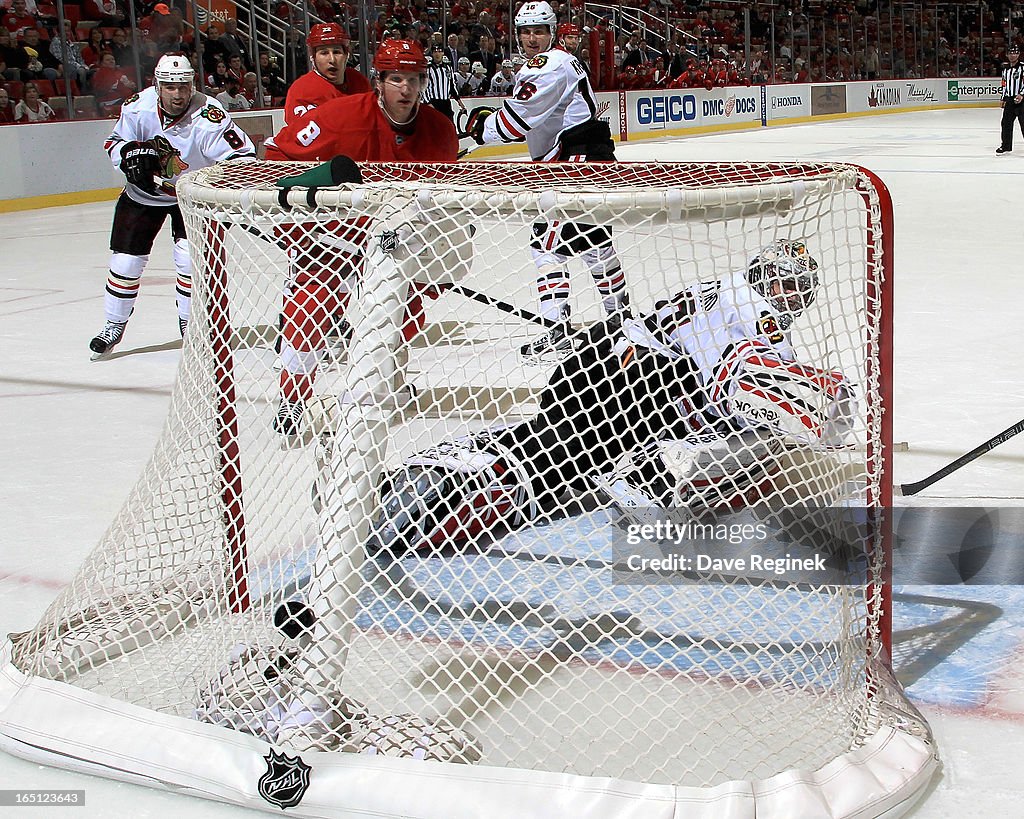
(151, 135, 189, 178)
(757, 313, 784, 343)
(526, 55, 548, 68)
(124, 92, 140, 105)
(200, 105, 225, 123)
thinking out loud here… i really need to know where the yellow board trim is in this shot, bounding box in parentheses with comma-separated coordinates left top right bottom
(0, 187, 122, 214)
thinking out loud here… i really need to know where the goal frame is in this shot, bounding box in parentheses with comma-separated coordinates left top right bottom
(0, 160, 937, 819)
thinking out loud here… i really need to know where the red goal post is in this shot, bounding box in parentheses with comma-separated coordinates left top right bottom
(0, 160, 935, 819)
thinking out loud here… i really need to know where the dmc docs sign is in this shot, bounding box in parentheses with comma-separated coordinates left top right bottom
(627, 88, 760, 134)
(766, 85, 810, 120)
(948, 79, 1002, 102)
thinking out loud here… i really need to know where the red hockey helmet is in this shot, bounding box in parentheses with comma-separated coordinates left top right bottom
(307, 22, 350, 52)
(557, 23, 580, 38)
(373, 39, 427, 73)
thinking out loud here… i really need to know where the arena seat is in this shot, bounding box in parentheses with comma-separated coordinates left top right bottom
(3, 80, 24, 101)
(34, 80, 56, 98)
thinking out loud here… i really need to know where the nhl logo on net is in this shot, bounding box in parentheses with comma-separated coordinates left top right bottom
(258, 749, 312, 809)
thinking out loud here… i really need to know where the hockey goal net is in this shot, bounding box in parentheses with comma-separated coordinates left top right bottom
(0, 160, 936, 818)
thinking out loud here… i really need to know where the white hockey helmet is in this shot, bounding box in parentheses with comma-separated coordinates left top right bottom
(458, 56, 470, 66)
(154, 54, 195, 85)
(501, 58, 514, 70)
(471, 60, 486, 74)
(747, 238, 820, 326)
(515, 1, 557, 36)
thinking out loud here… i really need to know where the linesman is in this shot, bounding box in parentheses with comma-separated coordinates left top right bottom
(422, 44, 466, 121)
(997, 44, 1024, 154)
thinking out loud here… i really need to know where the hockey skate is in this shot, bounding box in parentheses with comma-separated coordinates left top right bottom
(273, 399, 306, 437)
(179, 317, 188, 338)
(519, 321, 573, 365)
(89, 320, 127, 360)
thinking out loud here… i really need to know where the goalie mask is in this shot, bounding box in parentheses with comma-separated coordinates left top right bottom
(747, 239, 819, 328)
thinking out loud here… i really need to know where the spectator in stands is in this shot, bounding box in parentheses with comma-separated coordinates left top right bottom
(2, 0, 36, 40)
(14, 79, 54, 120)
(82, 27, 107, 71)
(257, 51, 286, 99)
(201, 22, 230, 73)
(109, 27, 133, 69)
(0, 86, 15, 122)
(221, 18, 250, 68)
(241, 71, 262, 107)
(225, 53, 244, 84)
(469, 33, 499, 78)
(91, 49, 135, 116)
(622, 33, 656, 70)
(444, 32, 461, 66)
(206, 57, 228, 90)
(215, 74, 249, 111)
(20, 29, 58, 82)
(0, 0, 37, 13)
(49, 20, 87, 92)
(283, 27, 306, 84)
(0, 27, 28, 79)
(137, 3, 177, 48)
(83, 0, 127, 27)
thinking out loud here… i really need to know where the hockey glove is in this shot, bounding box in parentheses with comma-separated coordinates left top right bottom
(464, 106, 495, 145)
(120, 140, 161, 194)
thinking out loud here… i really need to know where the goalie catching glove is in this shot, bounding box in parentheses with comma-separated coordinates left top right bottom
(120, 140, 161, 193)
(719, 341, 856, 447)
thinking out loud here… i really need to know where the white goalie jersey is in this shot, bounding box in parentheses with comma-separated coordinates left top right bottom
(619, 269, 853, 445)
(104, 87, 256, 207)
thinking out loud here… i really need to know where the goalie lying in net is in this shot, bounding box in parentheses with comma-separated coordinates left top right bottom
(370, 239, 857, 554)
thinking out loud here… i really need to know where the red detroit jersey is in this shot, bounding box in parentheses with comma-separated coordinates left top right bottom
(266, 91, 458, 163)
(284, 68, 372, 125)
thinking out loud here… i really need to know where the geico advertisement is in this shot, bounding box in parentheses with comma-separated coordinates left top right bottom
(627, 88, 761, 133)
(766, 85, 810, 119)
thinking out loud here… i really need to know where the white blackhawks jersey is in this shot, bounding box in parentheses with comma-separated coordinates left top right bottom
(487, 71, 516, 97)
(104, 86, 256, 207)
(619, 270, 797, 410)
(481, 47, 599, 161)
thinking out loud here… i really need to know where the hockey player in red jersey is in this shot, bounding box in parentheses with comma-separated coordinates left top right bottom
(283, 22, 371, 125)
(266, 40, 458, 164)
(264, 40, 458, 435)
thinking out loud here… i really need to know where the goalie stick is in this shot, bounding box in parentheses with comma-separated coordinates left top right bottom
(898, 416, 1024, 496)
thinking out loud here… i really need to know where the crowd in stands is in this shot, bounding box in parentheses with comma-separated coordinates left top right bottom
(1, 0, 1022, 125)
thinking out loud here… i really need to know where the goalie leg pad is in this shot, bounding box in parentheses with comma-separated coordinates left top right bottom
(722, 343, 856, 447)
(368, 434, 539, 555)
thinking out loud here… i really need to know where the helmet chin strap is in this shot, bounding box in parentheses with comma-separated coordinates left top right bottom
(378, 91, 418, 128)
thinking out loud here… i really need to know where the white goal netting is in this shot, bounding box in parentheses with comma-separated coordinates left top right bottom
(0, 160, 937, 819)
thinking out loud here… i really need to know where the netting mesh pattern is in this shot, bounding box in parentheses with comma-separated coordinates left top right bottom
(10, 160, 913, 789)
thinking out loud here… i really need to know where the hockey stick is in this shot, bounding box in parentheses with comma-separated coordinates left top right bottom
(898, 416, 1024, 496)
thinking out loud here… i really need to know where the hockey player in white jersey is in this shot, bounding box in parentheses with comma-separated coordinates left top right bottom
(465, 1, 629, 362)
(369, 239, 856, 555)
(89, 54, 256, 359)
(486, 59, 516, 96)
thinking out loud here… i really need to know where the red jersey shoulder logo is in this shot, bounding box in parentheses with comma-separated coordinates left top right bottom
(526, 55, 548, 69)
(757, 313, 784, 343)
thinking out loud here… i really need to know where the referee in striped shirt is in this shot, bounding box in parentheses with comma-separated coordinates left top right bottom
(997, 45, 1024, 154)
(423, 45, 466, 122)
